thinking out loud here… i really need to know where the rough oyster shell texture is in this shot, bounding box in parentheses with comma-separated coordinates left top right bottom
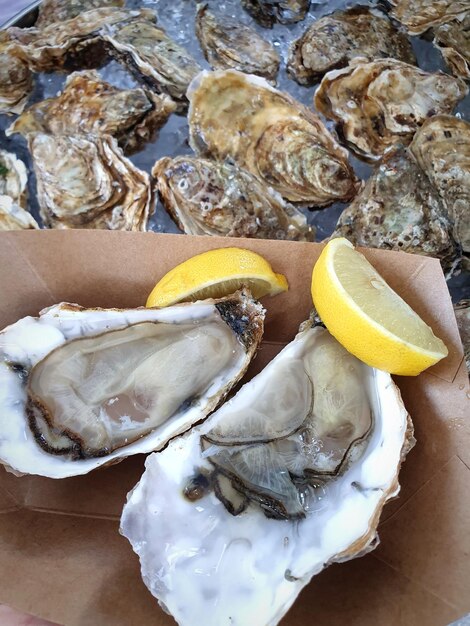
(0, 197, 39, 231)
(7, 70, 176, 155)
(434, 13, 470, 80)
(153, 156, 314, 240)
(30, 133, 152, 230)
(389, 0, 470, 36)
(35, 0, 125, 28)
(0, 44, 33, 115)
(188, 70, 359, 206)
(0, 291, 265, 477)
(315, 58, 468, 161)
(287, 6, 416, 86)
(195, 4, 280, 81)
(241, 0, 311, 28)
(0, 149, 28, 210)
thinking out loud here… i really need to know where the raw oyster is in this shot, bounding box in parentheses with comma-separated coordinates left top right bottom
(410, 115, 470, 260)
(287, 6, 416, 86)
(389, 0, 470, 36)
(332, 146, 460, 277)
(121, 320, 413, 625)
(0, 197, 39, 231)
(454, 300, 470, 372)
(0, 291, 264, 477)
(102, 16, 201, 108)
(195, 4, 280, 82)
(0, 44, 33, 115)
(188, 70, 359, 206)
(36, 0, 125, 28)
(0, 149, 28, 210)
(30, 133, 152, 230)
(434, 14, 470, 80)
(7, 70, 176, 154)
(241, 0, 311, 28)
(315, 58, 468, 161)
(153, 156, 314, 240)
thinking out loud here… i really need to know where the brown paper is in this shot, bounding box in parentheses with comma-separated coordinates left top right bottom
(0, 230, 468, 626)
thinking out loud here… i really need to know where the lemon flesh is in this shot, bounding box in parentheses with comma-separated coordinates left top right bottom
(311, 238, 448, 376)
(147, 247, 288, 308)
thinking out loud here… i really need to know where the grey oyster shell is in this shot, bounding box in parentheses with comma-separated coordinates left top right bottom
(241, 0, 311, 28)
(332, 146, 460, 277)
(0, 197, 39, 231)
(188, 70, 359, 206)
(0, 42, 33, 115)
(195, 4, 280, 82)
(315, 58, 468, 161)
(410, 115, 470, 261)
(434, 13, 470, 80)
(454, 300, 470, 372)
(0, 149, 28, 210)
(152, 156, 314, 241)
(7, 70, 176, 155)
(287, 6, 416, 86)
(30, 133, 152, 230)
(35, 0, 125, 28)
(389, 0, 470, 36)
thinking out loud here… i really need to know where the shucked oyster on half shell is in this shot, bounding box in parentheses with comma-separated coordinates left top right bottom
(315, 58, 468, 161)
(410, 115, 470, 261)
(35, 0, 125, 28)
(188, 70, 359, 206)
(434, 13, 470, 80)
(0, 290, 264, 478)
(152, 156, 314, 241)
(241, 0, 311, 28)
(195, 4, 280, 82)
(6, 70, 176, 155)
(332, 145, 461, 277)
(389, 0, 470, 36)
(121, 319, 413, 626)
(287, 6, 416, 86)
(30, 133, 152, 230)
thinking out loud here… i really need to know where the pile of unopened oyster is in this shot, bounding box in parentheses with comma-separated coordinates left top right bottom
(0, 0, 469, 282)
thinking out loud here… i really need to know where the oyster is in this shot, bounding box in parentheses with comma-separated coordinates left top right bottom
(389, 0, 470, 36)
(287, 6, 416, 86)
(153, 156, 314, 240)
(7, 70, 176, 154)
(102, 16, 201, 108)
(315, 58, 468, 161)
(195, 4, 280, 82)
(332, 146, 460, 277)
(454, 300, 470, 372)
(0, 291, 264, 477)
(0, 197, 39, 231)
(188, 70, 359, 206)
(30, 133, 152, 230)
(121, 320, 413, 625)
(0, 149, 28, 210)
(410, 115, 470, 260)
(434, 14, 470, 80)
(0, 45, 33, 115)
(36, 0, 125, 28)
(241, 0, 311, 28)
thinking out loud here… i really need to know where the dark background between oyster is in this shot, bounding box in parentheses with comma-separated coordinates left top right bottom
(0, 0, 469, 301)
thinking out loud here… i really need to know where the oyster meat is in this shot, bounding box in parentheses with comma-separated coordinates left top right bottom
(287, 6, 416, 86)
(35, 0, 125, 28)
(153, 156, 314, 240)
(7, 70, 176, 154)
(434, 14, 470, 80)
(188, 70, 359, 206)
(0, 149, 28, 210)
(0, 197, 39, 231)
(410, 115, 470, 260)
(102, 16, 201, 108)
(121, 320, 413, 626)
(389, 0, 470, 36)
(0, 291, 264, 477)
(332, 146, 460, 277)
(0, 43, 33, 115)
(30, 133, 152, 230)
(454, 300, 470, 372)
(315, 58, 468, 161)
(241, 0, 311, 28)
(195, 4, 280, 82)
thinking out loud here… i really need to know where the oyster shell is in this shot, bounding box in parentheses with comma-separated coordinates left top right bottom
(287, 6, 416, 86)
(454, 300, 470, 372)
(410, 115, 470, 260)
(0, 149, 28, 210)
(153, 156, 314, 240)
(241, 0, 311, 28)
(121, 320, 413, 625)
(36, 0, 125, 28)
(188, 70, 359, 206)
(315, 58, 468, 161)
(0, 45, 33, 115)
(0, 291, 264, 477)
(434, 14, 470, 80)
(30, 133, 152, 230)
(389, 0, 470, 36)
(0, 197, 39, 231)
(102, 16, 201, 108)
(195, 4, 280, 82)
(332, 146, 460, 277)
(7, 70, 176, 154)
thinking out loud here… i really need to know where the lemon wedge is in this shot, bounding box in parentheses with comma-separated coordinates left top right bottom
(311, 238, 448, 376)
(146, 247, 288, 307)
